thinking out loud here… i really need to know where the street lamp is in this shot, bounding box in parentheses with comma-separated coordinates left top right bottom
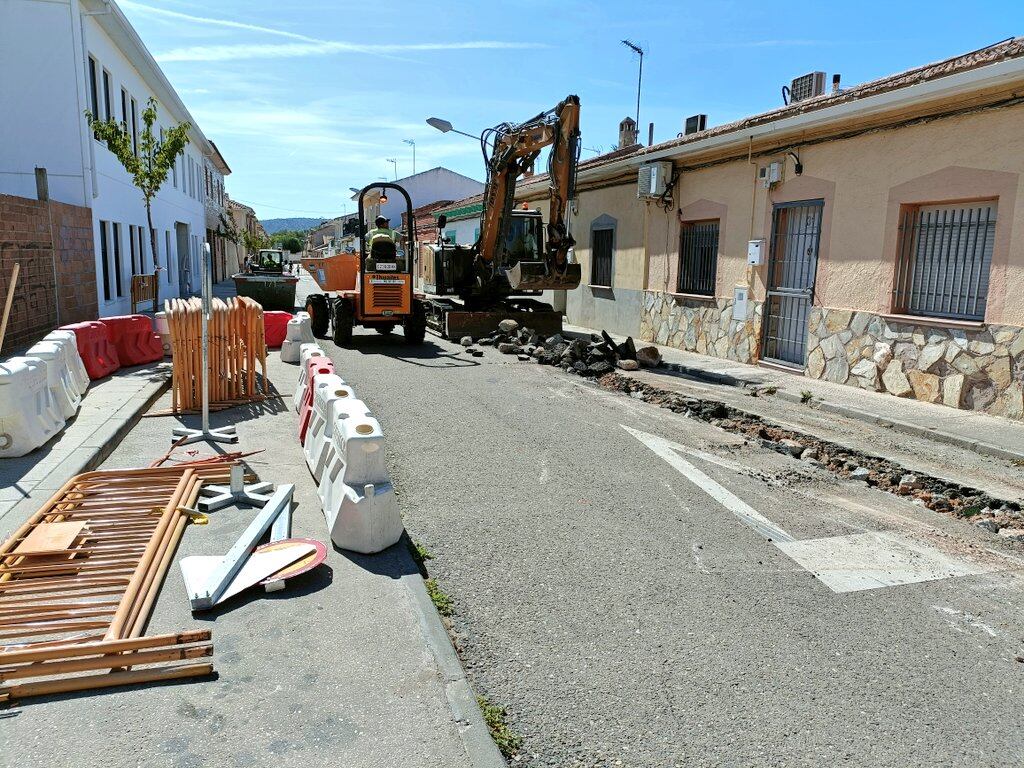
(621, 39, 644, 131)
(426, 117, 480, 141)
(403, 139, 416, 175)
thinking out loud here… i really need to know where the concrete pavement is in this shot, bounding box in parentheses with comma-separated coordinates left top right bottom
(0, 362, 168, 530)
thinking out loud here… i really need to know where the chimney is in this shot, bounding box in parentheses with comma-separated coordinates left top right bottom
(832, 73, 841, 94)
(618, 116, 638, 148)
(647, 122, 654, 146)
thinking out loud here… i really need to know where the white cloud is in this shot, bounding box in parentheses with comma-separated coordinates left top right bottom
(118, 1, 322, 42)
(157, 39, 547, 63)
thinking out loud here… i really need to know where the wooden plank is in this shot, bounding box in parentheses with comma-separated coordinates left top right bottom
(11, 521, 86, 555)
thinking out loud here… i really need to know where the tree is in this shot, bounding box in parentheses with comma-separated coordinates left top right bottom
(86, 98, 190, 305)
(241, 229, 270, 256)
(279, 235, 303, 254)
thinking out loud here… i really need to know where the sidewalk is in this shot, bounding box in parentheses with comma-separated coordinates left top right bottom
(564, 322, 1024, 464)
(0, 362, 169, 530)
(1, 286, 503, 768)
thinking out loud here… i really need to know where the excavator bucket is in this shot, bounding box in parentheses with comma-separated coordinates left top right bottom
(506, 261, 582, 292)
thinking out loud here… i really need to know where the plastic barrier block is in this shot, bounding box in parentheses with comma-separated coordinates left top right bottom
(281, 313, 316, 363)
(318, 398, 402, 553)
(302, 374, 356, 482)
(263, 311, 293, 349)
(43, 330, 89, 395)
(298, 358, 336, 444)
(60, 321, 120, 380)
(26, 341, 83, 419)
(102, 314, 163, 366)
(0, 358, 65, 457)
(292, 345, 327, 413)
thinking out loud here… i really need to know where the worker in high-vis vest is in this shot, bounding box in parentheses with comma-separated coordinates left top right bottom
(365, 215, 403, 271)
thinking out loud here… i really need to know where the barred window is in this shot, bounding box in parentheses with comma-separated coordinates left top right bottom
(893, 202, 996, 321)
(678, 220, 719, 296)
(590, 214, 616, 288)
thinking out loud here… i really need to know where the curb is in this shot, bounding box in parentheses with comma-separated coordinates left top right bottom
(403, 565, 508, 768)
(0, 373, 170, 529)
(659, 361, 1024, 464)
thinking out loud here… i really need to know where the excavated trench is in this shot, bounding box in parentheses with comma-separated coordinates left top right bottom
(596, 372, 1024, 535)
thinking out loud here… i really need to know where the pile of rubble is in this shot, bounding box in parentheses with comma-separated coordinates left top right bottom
(460, 320, 662, 377)
(602, 372, 1024, 537)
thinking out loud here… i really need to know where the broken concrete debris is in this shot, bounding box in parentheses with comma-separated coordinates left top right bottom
(465, 323, 658, 380)
(597, 371, 1024, 534)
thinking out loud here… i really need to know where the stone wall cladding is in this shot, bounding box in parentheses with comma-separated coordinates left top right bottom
(0, 194, 98, 354)
(638, 290, 763, 364)
(806, 307, 1024, 419)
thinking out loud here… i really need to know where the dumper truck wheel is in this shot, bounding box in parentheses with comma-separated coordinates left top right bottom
(332, 298, 354, 347)
(305, 294, 329, 338)
(404, 300, 427, 344)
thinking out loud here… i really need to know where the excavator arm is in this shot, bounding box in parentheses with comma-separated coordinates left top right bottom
(475, 95, 582, 292)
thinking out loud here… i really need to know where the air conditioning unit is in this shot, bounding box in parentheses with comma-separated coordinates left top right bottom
(683, 114, 707, 136)
(637, 161, 673, 199)
(789, 71, 826, 102)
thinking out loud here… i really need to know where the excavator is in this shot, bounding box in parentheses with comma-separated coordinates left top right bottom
(423, 95, 583, 338)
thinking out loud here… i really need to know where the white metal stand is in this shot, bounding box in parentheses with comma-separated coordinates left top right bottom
(199, 464, 274, 512)
(173, 242, 238, 446)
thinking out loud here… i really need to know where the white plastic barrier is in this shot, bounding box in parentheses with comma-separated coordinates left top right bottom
(317, 398, 402, 553)
(154, 311, 173, 357)
(43, 330, 89, 395)
(0, 358, 64, 457)
(302, 373, 356, 482)
(25, 341, 83, 419)
(292, 344, 327, 413)
(280, 312, 316, 363)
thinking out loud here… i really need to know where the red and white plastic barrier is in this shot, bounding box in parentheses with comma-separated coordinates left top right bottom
(301, 373, 356, 482)
(42, 330, 89, 395)
(298, 357, 336, 443)
(263, 311, 293, 349)
(281, 312, 315, 363)
(59, 321, 120, 380)
(103, 314, 163, 366)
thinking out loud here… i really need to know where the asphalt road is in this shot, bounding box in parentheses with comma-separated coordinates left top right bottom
(310, 289, 1024, 767)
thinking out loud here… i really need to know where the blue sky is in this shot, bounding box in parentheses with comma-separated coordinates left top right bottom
(120, 0, 1021, 222)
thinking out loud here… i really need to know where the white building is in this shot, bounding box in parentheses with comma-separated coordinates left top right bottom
(0, 0, 229, 315)
(354, 167, 483, 231)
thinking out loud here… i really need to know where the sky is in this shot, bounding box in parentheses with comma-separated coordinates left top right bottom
(119, 0, 1022, 223)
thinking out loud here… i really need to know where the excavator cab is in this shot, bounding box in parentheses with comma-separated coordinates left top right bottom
(501, 210, 582, 292)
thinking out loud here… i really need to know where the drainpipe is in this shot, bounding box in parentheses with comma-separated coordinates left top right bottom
(77, 0, 113, 201)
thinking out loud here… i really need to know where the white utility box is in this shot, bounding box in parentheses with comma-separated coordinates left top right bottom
(732, 287, 749, 321)
(747, 239, 765, 266)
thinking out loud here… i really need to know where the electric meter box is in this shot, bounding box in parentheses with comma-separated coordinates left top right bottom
(732, 286, 749, 321)
(747, 239, 765, 266)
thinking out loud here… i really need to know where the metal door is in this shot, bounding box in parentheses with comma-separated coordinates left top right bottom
(761, 200, 823, 366)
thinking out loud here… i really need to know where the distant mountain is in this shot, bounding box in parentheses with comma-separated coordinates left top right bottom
(261, 217, 323, 234)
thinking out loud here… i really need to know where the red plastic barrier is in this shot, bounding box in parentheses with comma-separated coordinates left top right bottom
(101, 315, 163, 366)
(299, 358, 335, 443)
(59, 321, 120, 380)
(263, 311, 293, 349)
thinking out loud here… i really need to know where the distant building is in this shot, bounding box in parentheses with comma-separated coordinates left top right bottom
(0, 0, 232, 314)
(353, 167, 483, 230)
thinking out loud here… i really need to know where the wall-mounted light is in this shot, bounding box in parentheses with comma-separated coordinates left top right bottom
(788, 151, 803, 175)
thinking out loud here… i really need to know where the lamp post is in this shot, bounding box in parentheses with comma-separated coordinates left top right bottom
(403, 139, 416, 175)
(426, 117, 480, 141)
(621, 39, 644, 130)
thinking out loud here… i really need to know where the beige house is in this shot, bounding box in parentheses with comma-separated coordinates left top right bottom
(517, 37, 1024, 419)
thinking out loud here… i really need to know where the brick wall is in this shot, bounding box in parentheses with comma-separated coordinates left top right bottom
(0, 194, 99, 355)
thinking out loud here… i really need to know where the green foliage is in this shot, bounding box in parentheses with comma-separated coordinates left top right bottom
(800, 390, 814, 404)
(476, 696, 523, 758)
(241, 230, 271, 255)
(424, 578, 453, 617)
(279, 235, 303, 253)
(86, 98, 190, 208)
(218, 213, 240, 245)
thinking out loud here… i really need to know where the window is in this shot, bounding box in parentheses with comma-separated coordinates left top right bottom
(128, 225, 138, 275)
(102, 69, 112, 121)
(87, 57, 99, 117)
(137, 226, 147, 273)
(590, 214, 616, 288)
(165, 230, 173, 284)
(130, 97, 138, 155)
(112, 223, 124, 297)
(678, 220, 719, 296)
(444, 229, 457, 244)
(99, 221, 111, 301)
(893, 201, 997, 321)
(121, 87, 128, 127)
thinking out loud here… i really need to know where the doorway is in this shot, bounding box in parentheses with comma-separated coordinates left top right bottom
(175, 223, 190, 297)
(761, 200, 824, 367)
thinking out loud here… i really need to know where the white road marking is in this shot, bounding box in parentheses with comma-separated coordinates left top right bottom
(931, 605, 1002, 638)
(625, 425, 1008, 594)
(623, 425, 793, 543)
